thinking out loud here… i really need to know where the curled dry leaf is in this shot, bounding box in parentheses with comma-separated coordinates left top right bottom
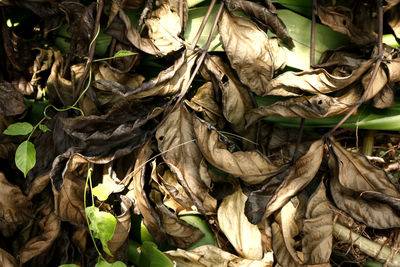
(328, 140, 400, 228)
(0, 172, 32, 224)
(224, 0, 294, 48)
(150, 189, 204, 248)
(156, 104, 216, 214)
(218, 9, 286, 96)
(193, 116, 279, 184)
(0, 82, 27, 116)
(387, 5, 400, 39)
(272, 200, 302, 267)
(372, 84, 395, 109)
(145, 0, 186, 55)
(96, 50, 198, 99)
(19, 207, 61, 264)
(217, 187, 263, 260)
(264, 59, 373, 97)
(302, 182, 333, 265)
(165, 245, 274, 267)
(264, 139, 324, 219)
(0, 248, 17, 267)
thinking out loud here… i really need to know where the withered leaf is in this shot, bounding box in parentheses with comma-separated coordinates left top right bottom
(218, 187, 263, 260)
(264, 59, 373, 97)
(145, 0, 186, 55)
(0, 82, 26, 116)
(96, 50, 198, 99)
(272, 200, 302, 267)
(218, 9, 286, 96)
(302, 182, 333, 265)
(224, 0, 294, 48)
(19, 208, 61, 264)
(387, 5, 400, 39)
(150, 189, 204, 248)
(265, 139, 324, 218)
(371, 83, 395, 109)
(156, 104, 216, 214)
(0, 248, 17, 267)
(165, 245, 274, 267)
(0, 172, 32, 223)
(193, 116, 279, 184)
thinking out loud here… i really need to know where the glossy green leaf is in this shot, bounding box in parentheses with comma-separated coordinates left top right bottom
(58, 265, 80, 267)
(38, 124, 51, 133)
(3, 122, 33, 136)
(95, 260, 126, 267)
(179, 215, 215, 250)
(128, 239, 141, 266)
(15, 140, 36, 177)
(139, 241, 174, 267)
(275, 0, 312, 17)
(85, 206, 117, 256)
(92, 183, 113, 201)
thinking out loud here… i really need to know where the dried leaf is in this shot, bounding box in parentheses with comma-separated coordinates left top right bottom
(371, 84, 395, 109)
(193, 116, 279, 184)
(96, 50, 198, 99)
(19, 208, 61, 264)
(265, 139, 324, 218)
(165, 245, 274, 267)
(302, 182, 333, 265)
(156, 104, 216, 214)
(362, 64, 388, 101)
(145, 0, 185, 55)
(0, 172, 32, 223)
(218, 187, 263, 260)
(0, 82, 26, 116)
(224, 0, 294, 48)
(264, 59, 373, 97)
(0, 248, 17, 267)
(218, 9, 286, 95)
(387, 5, 400, 39)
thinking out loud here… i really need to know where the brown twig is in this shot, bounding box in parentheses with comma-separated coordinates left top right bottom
(326, 0, 383, 137)
(189, 0, 217, 50)
(73, 0, 104, 103)
(292, 118, 305, 162)
(310, 0, 316, 67)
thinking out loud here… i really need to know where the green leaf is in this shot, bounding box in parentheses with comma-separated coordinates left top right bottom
(95, 260, 126, 267)
(15, 140, 36, 177)
(179, 215, 215, 250)
(92, 183, 113, 201)
(113, 50, 136, 58)
(58, 265, 80, 267)
(38, 124, 51, 133)
(3, 122, 33, 135)
(139, 241, 174, 267)
(85, 206, 117, 256)
(275, 0, 312, 17)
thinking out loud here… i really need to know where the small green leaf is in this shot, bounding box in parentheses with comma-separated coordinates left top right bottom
(139, 241, 174, 267)
(3, 122, 33, 135)
(59, 264, 80, 267)
(85, 206, 117, 256)
(15, 140, 36, 177)
(113, 50, 136, 58)
(38, 124, 51, 133)
(92, 183, 113, 201)
(95, 260, 126, 267)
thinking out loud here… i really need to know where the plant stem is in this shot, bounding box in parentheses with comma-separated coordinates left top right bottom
(189, 0, 217, 50)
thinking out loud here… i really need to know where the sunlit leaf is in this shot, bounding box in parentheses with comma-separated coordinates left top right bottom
(92, 183, 113, 201)
(95, 260, 127, 267)
(15, 140, 36, 177)
(3, 122, 33, 136)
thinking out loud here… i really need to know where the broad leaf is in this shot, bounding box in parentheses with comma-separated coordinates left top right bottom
(140, 241, 174, 267)
(92, 183, 114, 201)
(95, 260, 126, 267)
(179, 215, 215, 249)
(85, 206, 117, 256)
(3, 122, 33, 136)
(218, 188, 263, 260)
(15, 140, 36, 177)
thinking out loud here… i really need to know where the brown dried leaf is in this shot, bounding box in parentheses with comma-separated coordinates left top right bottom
(218, 9, 286, 95)
(265, 139, 324, 218)
(217, 187, 263, 260)
(150, 189, 204, 248)
(362, 64, 388, 101)
(0, 248, 17, 267)
(272, 200, 302, 267)
(387, 5, 400, 39)
(302, 182, 333, 265)
(0, 82, 27, 116)
(264, 59, 373, 97)
(224, 0, 294, 48)
(156, 104, 216, 214)
(165, 245, 274, 267)
(96, 50, 197, 99)
(19, 208, 61, 264)
(193, 116, 279, 184)
(145, 0, 185, 55)
(0, 172, 32, 223)
(371, 84, 395, 109)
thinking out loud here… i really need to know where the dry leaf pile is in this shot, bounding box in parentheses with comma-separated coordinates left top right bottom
(2, 0, 400, 266)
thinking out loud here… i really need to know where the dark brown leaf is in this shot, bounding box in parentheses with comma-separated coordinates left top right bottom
(0, 82, 26, 116)
(0, 248, 17, 267)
